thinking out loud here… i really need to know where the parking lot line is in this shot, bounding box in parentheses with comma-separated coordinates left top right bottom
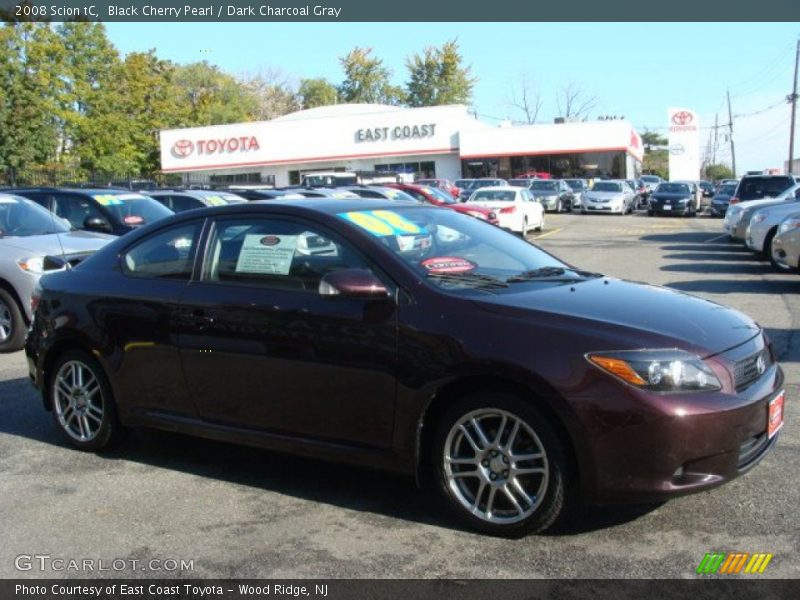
(532, 227, 562, 240)
(703, 233, 730, 243)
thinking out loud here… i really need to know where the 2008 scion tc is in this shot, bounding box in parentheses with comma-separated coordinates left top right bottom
(26, 199, 785, 536)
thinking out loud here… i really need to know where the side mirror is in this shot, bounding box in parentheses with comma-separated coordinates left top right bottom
(318, 269, 388, 299)
(84, 216, 112, 233)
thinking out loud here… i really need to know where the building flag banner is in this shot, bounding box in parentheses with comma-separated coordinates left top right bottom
(667, 107, 700, 182)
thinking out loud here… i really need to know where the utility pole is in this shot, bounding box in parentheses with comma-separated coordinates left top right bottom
(788, 37, 799, 175)
(713, 113, 719, 164)
(727, 90, 736, 177)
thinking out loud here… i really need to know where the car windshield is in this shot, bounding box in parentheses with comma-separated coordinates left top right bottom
(420, 186, 457, 204)
(592, 182, 622, 192)
(531, 181, 558, 191)
(455, 179, 476, 189)
(565, 180, 584, 190)
(640, 176, 661, 183)
(737, 177, 794, 200)
(716, 184, 737, 195)
(91, 193, 174, 225)
(469, 190, 516, 202)
(382, 188, 422, 203)
(0, 195, 71, 237)
(656, 183, 691, 194)
(337, 207, 594, 295)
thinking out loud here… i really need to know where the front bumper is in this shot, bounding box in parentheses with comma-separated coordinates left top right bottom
(584, 202, 623, 213)
(574, 335, 784, 504)
(710, 203, 728, 217)
(649, 203, 692, 216)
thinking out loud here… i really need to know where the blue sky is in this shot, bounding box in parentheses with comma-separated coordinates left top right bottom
(105, 22, 800, 173)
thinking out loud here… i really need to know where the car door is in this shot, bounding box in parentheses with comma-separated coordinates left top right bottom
(176, 213, 398, 448)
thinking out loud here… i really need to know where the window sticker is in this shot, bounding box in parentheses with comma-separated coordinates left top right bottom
(123, 215, 144, 225)
(420, 256, 476, 274)
(234, 234, 297, 275)
(205, 195, 227, 206)
(93, 194, 123, 206)
(117, 194, 149, 201)
(338, 210, 426, 237)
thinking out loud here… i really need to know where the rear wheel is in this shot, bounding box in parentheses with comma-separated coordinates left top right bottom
(49, 350, 126, 451)
(431, 392, 568, 537)
(0, 288, 26, 353)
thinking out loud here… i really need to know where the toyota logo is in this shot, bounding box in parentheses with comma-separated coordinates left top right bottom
(671, 111, 694, 126)
(756, 354, 766, 375)
(171, 139, 195, 159)
(669, 144, 686, 156)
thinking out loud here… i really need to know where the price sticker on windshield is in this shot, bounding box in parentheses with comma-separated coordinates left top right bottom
(339, 210, 426, 237)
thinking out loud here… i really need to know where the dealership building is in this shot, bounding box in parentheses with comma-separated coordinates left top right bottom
(159, 104, 643, 186)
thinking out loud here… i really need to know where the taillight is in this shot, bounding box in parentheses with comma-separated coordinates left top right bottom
(499, 205, 516, 214)
(729, 197, 740, 205)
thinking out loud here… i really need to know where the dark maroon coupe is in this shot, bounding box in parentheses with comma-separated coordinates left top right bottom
(25, 199, 785, 536)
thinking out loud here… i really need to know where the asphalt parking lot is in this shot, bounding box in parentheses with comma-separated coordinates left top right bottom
(1, 211, 798, 579)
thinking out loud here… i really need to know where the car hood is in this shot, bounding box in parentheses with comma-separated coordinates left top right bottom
(739, 197, 799, 215)
(585, 191, 623, 200)
(0, 230, 114, 256)
(651, 192, 693, 201)
(755, 204, 800, 222)
(473, 277, 760, 357)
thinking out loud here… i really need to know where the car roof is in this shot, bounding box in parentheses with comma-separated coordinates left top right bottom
(472, 186, 522, 192)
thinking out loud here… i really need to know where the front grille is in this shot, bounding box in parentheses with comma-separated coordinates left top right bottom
(737, 432, 771, 470)
(733, 348, 772, 392)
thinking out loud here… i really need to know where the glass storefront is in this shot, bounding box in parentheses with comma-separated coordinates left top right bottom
(461, 151, 633, 180)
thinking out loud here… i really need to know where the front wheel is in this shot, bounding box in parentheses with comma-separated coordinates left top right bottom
(0, 288, 26, 353)
(49, 350, 126, 451)
(431, 393, 568, 537)
(765, 230, 789, 271)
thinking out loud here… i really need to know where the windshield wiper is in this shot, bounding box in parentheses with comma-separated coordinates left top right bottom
(427, 271, 509, 292)
(506, 266, 603, 283)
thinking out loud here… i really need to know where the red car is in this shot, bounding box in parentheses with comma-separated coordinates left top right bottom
(416, 178, 460, 199)
(387, 183, 499, 225)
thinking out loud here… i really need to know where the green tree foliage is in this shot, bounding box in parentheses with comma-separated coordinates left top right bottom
(641, 130, 668, 153)
(0, 23, 64, 172)
(338, 47, 404, 105)
(298, 77, 338, 109)
(174, 61, 259, 126)
(643, 149, 668, 179)
(405, 40, 475, 107)
(704, 163, 735, 182)
(242, 70, 300, 120)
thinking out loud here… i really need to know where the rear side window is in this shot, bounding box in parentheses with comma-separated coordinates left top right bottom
(170, 195, 204, 212)
(736, 177, 794, 200)
(122, 222, 202, 280)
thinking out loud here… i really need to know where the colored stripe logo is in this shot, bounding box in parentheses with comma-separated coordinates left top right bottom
(696, 552, 773, 574)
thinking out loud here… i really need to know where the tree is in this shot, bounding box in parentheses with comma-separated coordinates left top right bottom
(405, 39, 475, 107)
(641, 130, 668, 153)
(507, 74, 543, 124)
(0, 23, 64, 174)
(173, 61, 259, 126)
(643, 149, 668, 179)
(298, 77, 338, 109)
(704, 163, 734, 182)
(555, 83, 598, 120)
(338, 47, 404, 105)
(242, 69, 301, 121)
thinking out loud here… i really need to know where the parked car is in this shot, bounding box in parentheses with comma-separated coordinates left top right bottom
(0, 193, 113, 352)
(148, 190, 246, 213)
(581, 180, 635, 215)
(709, 183, 738, 217)
(639, 175, 663, 197)
(745, 197, 800, 269)
(698, 181, 716, 198)
(455, 178, 507, 202)
(771, 213, 800, 273)
(9, 187, 173, 236)
(720, 179, 739, 186)
(26, 199, 784, 536)
(339, 186, 421, 203)
(729, 174, 796, 206)
(527, 179, 575, 212)
(648, 182, 699, 217)
(674, 180, 703, 210)
(301, 171, 358, 187)
(724, 184, 800, 241)
(563, 179, 589, 209)
(386, 183, 499, 225)
(416, 178, 459, 199)
(625, 180, 643, 208)
(466, 186, 545, 235)
(229, 188, 305, 201)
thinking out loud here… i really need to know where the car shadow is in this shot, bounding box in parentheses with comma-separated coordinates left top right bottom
(1, 374, 661, 537)
(661, 262, 773, 275)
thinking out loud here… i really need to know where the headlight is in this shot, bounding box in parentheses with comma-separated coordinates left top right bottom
(751, 212, 767, 225)
(587, 349, 721, 392)
(779, 216, 800, 234)
(466, 210, 487, 220)
(677, 198, 689, 204)
(17, 257, 46, 274)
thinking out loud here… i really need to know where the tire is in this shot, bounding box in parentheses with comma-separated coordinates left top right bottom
(765, 229, 789, 271)
(556, 200, 563, 213)
(0, 288, 26, 353)
(535, 214, 545, 232)
(431, 392, 568, 537)
(522, 217, 529, 238)
(580, 209, 587, 215)
(48, 350, 126, 452)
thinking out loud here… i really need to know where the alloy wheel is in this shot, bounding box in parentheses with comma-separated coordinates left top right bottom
(52, 360, 105, 442)
(0, 299, 11, 342)
(443, 408, 549, 524)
